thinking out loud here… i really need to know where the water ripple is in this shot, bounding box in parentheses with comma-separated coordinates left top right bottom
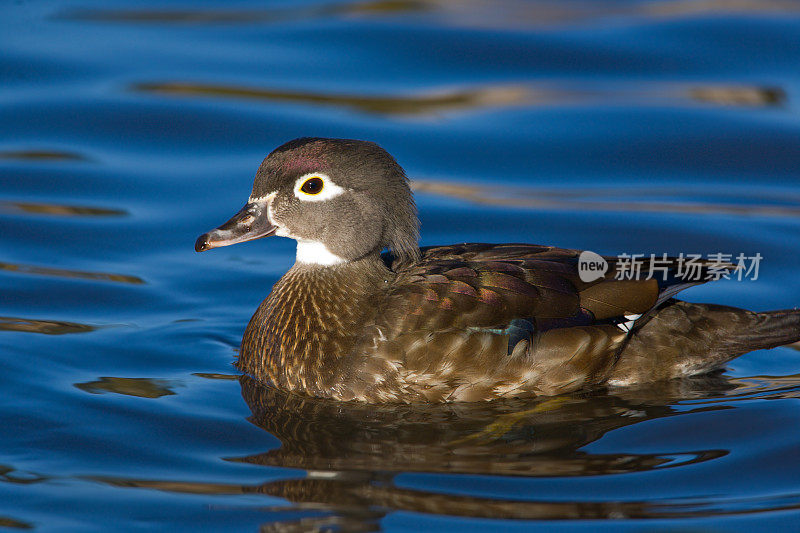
(0, 516, 33, 530)
(60, 2, 429, 25)
(0, 201, 126, 218)
(0, 149, 89, 162)
(133, 81, 534, 116)
(0, 262, 143, 285)
(60, 0, 800, 29)
(0, 316, 95, 335)
(83, 474, 800, 521)
(133, 81, 786, 117)
(414, 180, 800, 217)
(74, 377, 179, 398)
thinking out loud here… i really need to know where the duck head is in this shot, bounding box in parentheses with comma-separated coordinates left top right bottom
(195, 138, 420, 265)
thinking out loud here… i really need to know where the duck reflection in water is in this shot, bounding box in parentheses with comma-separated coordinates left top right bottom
(232, 372, 800, 531)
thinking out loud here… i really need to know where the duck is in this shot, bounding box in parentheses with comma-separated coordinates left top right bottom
(196, 137, 800, 403)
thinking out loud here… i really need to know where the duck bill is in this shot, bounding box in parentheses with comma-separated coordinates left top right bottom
(195, 200, 277, 252)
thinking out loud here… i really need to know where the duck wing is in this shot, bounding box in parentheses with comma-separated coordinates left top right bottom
(363, 243, 732, 401)
(386, 243, 705, 330)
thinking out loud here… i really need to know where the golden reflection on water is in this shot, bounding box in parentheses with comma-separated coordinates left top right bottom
(413, 180, 800, 218)
(61, 0, 800, 28)
(0, 316, 95, 335)
(647, 0, 800, 18)
(0, 262, 143, 285)
(0, 201, 125, 217)
(62, 1, 429, 25)
(0, 149, 88, 162)
(192, 372, 239, 380)
(688, 86, 785, 107)
(133, 80, 785, 117)
(134, 82, 535, 116)
(74, 377, 177, 398)
(87, 477, 243, 495)
(0, 516, 33, 530)
(85, 373, 800, 528)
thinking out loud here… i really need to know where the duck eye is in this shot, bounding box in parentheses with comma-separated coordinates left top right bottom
(300, 177, 324, 195)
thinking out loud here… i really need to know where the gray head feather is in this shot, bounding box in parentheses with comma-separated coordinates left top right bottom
(252, 138, 420, 263)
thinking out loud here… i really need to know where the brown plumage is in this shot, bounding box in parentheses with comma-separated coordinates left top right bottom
(197, 137, 800, 403)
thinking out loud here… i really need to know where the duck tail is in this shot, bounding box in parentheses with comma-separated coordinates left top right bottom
(608, 300, 800, 386)
(726, 307, 800, 353)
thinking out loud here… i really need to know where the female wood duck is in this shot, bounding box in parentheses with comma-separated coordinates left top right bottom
(196, 137, 800, 403)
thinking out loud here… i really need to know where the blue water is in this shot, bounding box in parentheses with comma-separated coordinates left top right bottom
(3, 1, 800, 531)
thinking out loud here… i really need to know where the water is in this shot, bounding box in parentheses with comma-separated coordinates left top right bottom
(2, 1, 800, 531)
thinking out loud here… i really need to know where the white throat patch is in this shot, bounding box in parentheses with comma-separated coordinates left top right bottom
(295, 240, 346, 266)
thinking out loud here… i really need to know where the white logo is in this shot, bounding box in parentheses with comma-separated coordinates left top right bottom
(578, 250, 608, 282)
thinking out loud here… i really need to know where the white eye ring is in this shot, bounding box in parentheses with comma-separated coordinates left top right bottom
(293, 173, 346, 202)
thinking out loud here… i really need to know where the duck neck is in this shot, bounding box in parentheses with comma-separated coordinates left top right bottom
(238, 252, 393, 396)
